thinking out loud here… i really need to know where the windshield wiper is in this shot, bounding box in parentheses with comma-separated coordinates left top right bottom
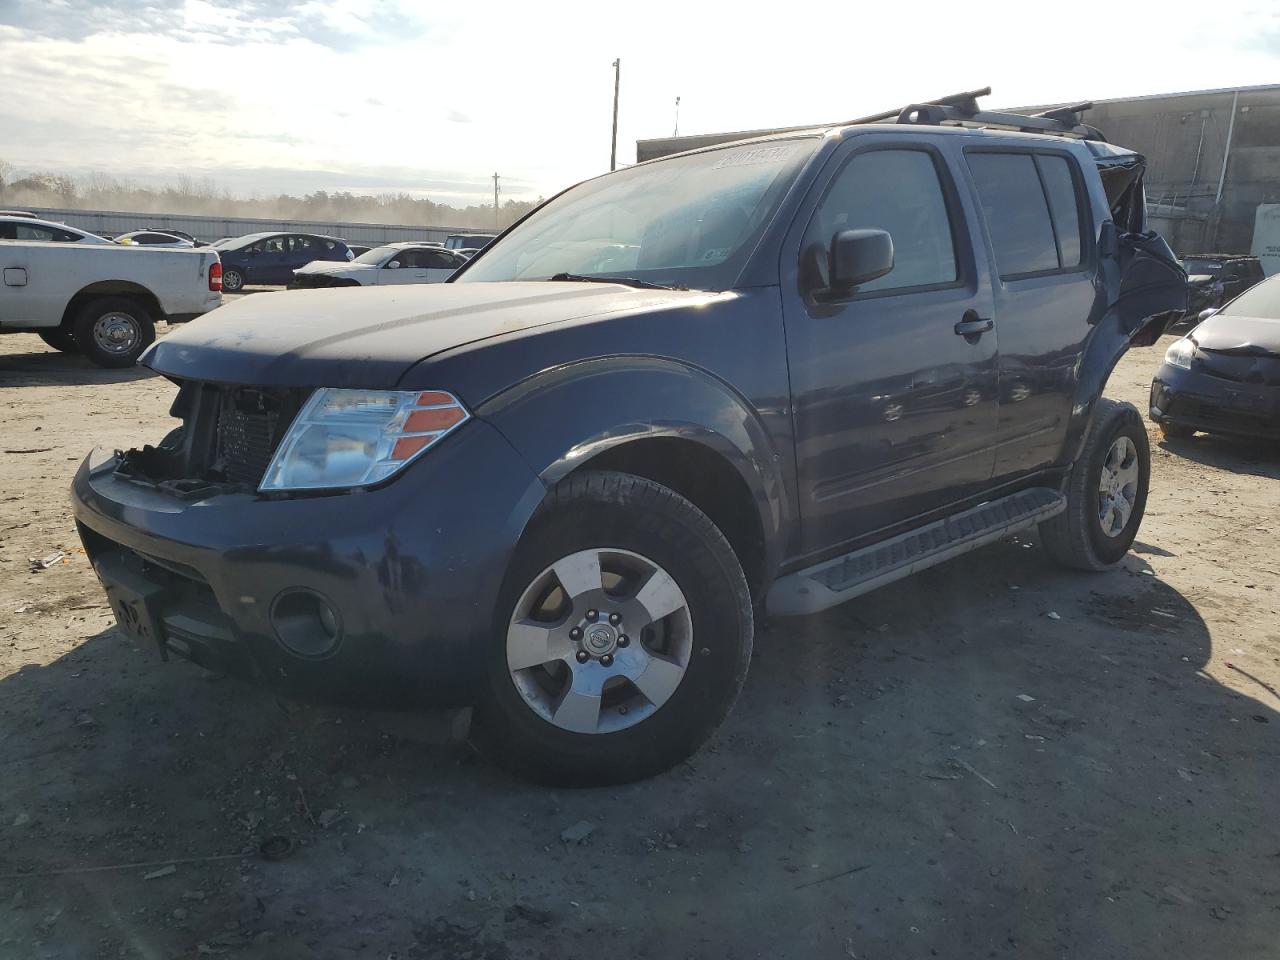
(547, 272, 686, 291)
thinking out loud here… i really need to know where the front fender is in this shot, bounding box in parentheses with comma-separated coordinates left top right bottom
(478, 355, 790, 578)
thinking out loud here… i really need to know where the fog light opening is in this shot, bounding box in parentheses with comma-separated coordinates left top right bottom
(270, 589, 342, 659)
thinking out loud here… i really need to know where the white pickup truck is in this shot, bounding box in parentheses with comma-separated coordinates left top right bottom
(1, 216, 222, 367)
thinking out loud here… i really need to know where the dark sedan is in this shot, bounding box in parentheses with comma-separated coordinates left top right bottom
(212, 232, 353, 291)
(1150, 273, 1280, 441)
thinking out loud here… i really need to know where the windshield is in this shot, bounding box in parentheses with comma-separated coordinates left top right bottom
(1220, 274, 1280, 318)
(212, 236, 252, 251)
(458, 139, 814, 291)
(1183, 258, 1223, 275)
(354, 245, 397, 264)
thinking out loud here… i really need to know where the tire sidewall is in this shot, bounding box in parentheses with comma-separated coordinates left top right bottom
(72, 297, 155, 368)
(1082, 407, 1149, 565)
(476, 475, 752, 785)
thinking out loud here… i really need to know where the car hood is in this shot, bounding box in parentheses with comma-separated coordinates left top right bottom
(294, 261, 370, 276)
(1192, 313, 1280, 354)
(1187, 274, 1217, 286)
(144, 282, 717, 388)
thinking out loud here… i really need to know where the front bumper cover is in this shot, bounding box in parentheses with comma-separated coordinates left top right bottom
(72, 420, 545, 708)
(1150, 362, 1280, 440)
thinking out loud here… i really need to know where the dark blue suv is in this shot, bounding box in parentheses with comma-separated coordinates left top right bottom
(73, 94, 1186, 786)
(213, 232, 353, 290)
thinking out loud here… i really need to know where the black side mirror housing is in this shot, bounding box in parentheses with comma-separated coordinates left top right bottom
(829, 229, 894, 295)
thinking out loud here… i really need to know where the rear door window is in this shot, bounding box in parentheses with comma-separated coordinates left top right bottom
(967, 151, 1088, 279)
(966, 153, 1058, 277)
(424, 250, 463, 270)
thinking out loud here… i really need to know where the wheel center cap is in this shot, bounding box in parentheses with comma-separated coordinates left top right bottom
(584, 623, 617, 655)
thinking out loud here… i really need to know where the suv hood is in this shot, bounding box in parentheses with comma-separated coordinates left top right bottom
(1192, 313, 1280, 355)
(144, 282, 717, 387)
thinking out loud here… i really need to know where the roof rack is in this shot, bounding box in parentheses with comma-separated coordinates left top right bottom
(843, 87, 1107, 142)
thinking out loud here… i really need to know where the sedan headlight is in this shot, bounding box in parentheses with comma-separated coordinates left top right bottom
(259, 388, 469, 492)
(1164, 338, 1195, 370)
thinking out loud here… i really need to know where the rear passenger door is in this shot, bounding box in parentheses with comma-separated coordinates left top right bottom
(963, 148, 1095, 483)
(423, 249, 464, 282)
(781, 139, 1000, 556)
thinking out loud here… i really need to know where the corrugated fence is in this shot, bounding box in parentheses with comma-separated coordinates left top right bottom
(21, 207, 487, 246)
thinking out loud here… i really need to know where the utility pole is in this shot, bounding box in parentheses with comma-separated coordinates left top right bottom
(674, 96, 681, 137)
(492, 172, 500, 225)
(610, 58, 621, 171)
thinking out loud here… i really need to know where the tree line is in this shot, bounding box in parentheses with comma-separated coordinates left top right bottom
(0, 160, 541, 230)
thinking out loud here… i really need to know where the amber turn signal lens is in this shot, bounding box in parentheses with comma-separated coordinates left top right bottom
(404, 407, 467, 432)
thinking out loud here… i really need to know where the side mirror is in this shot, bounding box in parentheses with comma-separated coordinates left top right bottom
(386, 260, 401, 270)
(1197, 307, 1218, 323)
(247, 248, 259, 257)
(829, 229, 894, 295)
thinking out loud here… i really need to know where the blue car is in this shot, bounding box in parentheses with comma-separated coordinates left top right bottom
(213, 232, 353, 291)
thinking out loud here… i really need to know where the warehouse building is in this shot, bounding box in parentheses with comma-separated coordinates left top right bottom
(636, 84, 1280, 269)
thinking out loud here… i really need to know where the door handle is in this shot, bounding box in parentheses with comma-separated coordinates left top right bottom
(954, 312, 993, 337)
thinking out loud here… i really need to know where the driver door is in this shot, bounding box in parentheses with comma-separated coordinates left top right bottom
(379, 249, 426, 285)
(780, 140, 1000, 557)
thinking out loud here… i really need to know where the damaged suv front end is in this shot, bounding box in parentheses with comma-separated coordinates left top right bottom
(70, 288, 567, 707)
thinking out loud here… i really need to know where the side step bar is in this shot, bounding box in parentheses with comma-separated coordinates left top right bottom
(766, 487, 1066, 616)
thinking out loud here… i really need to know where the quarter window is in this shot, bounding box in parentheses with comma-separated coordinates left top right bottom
(804, 149, 958, 294)
(967, 151, 1087, 278)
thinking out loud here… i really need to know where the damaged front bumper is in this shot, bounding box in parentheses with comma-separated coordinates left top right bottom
(72, 420, 545, 708)
(1150, 361, 1280, 440)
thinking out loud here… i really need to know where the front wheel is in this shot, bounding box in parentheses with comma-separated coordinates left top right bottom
(71, 296, 155, 368)
(1040, 398, 1150, 570)
(473, 471, 753, 786)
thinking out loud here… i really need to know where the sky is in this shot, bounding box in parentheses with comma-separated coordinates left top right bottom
(0, 0, 1278, 207)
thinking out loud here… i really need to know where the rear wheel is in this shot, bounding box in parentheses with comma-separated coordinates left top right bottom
(38, 327, 79, 354)
(222, 268, 244, 292)
(473, 471, 753, 786)
(71, 296, 155, 368)
(1040, 398, 1150, 570)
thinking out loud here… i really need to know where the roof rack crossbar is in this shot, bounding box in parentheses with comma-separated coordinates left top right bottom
(843, 88, 1108, 142)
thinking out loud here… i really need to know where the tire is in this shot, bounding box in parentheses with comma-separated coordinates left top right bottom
(222, 268, 245, 292)
(473, 471, 754, 786)
(38, 328, 79, 354)
(1040, 398, 1150, 571)
(1159, 421, 1195, 441)
(71, 296, 155, 368)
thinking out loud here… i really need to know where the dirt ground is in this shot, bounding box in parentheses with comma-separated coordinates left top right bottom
(1, 319, 1278, 960)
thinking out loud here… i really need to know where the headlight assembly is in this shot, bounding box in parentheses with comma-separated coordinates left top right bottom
(1163, 338, 1195, 371)
(259, 388, 469, 492)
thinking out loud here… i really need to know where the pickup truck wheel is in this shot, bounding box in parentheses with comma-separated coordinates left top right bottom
(1040, 398, 1149, 570)
(474, 471, 753, 786)
(72, 296, 155, 368)
(222, 268, 244, 292)
(38, 328, 79, 354)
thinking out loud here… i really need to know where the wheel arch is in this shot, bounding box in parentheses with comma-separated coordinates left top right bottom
(479, 356, 791, 600)
(61, 281, 164, 328)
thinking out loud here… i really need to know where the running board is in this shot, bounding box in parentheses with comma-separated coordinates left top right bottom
(767, 487, 1066, 616)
